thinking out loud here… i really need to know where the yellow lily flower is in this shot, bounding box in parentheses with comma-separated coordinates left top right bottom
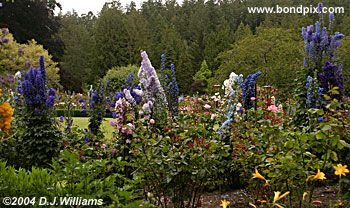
(308, 169, 326, 181)
(252, 169, 270, 184)
(302, 192, 308, 201)
(273, 191, 290, 203)
(220, 199, 230, 208)
(274, 204, 285, 208)
(333, 164, 349, 177)
(249, 202, 257, 208)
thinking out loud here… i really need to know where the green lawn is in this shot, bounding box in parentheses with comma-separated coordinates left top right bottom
(72, 117, 115, 139)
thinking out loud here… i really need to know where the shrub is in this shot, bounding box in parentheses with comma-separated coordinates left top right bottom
(0, 28, 61, 89)
(103, 65, 139, 92)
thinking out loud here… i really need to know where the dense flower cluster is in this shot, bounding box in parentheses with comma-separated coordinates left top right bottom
(302, 15, 344, 65)
(222, 72, 243, 97)
(138, 51, 167, 121)
(109, 72, 142, 134)
(241, 71, 262, 109)
(0, 102, 13, 132)
(306, 75, 323, 108)
(17, 56, 56, 111)
(301, 12, 344, 104)
(319, 62, 344, 100)
(110, 97, 135, 135)
(218, 90, 236, 135)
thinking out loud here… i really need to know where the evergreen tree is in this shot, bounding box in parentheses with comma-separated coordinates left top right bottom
(93, 3, 129, 77)
(58, 12, 96, 92)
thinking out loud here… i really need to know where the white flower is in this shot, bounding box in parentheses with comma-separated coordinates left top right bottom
(133, 89, 143, 96)
(278, 104, 283, 112)
(150, 119, 155, 124)
(124, 89, 136, 106)
(229, 72, 238, 80)
(210, 114, 217, 120)
(236, 102, 242, 111)
(271, 96, 276, 105)
(127, 123, 134, 128)
(222, 72, 243, 97)
(15, 71, 21, 79)
(204, 104, 211, 109)
(211, 94, 221, 102)
(142, 101, 153, 114)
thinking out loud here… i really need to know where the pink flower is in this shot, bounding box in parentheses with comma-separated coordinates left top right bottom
(250, 97, 256, 101)
(268, 105, 279, 113)
(101, 144, 107, 149)
(204, 104, 211, 109)
(121, 127, 133, 135)
(150, 119, 155, 125)
(203, 111, 210, 116)
(109, 120, 118, 127)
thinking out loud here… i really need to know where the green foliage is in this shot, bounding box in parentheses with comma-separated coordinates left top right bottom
(58, 12, 96, 92)
(10, 115, 62, 169)
(93, 3, 129, 77)
(204, 20, 233, 70)
(194, 60, 211, 82)
(337, 36, 350, 96)
(216, 27, 303, 96)
(0, 151, 154, 207)
(0, 0, 63, 59)
(103, 65, 139, 92)
(132, 96, 230, 208)
(233, 22, 253, 43)
(0, 30, 61, 89)
(192, 60, 212, 94)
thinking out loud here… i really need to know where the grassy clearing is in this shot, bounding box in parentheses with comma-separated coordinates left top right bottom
(71, 117, 114, 139)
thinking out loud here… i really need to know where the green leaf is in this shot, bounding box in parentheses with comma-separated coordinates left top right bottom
(339, 140, 350, 148)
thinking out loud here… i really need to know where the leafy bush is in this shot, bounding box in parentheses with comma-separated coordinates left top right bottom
(103, 65, 139, 92)
(192, 60, 212, 94)
(0, 28, 61, 89)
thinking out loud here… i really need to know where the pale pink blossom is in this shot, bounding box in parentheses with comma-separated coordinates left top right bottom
(204, 104, 211, 109)
(268, 104, 279, 113)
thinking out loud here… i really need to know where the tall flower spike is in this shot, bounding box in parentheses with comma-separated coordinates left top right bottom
(138, 51, 167, 108)
(168, 63, 179, 117)
(317, 2, 323, 15)
(39, 55, 46, 83)
(329, 12, 335, 22)
(241, 71, 262, 109)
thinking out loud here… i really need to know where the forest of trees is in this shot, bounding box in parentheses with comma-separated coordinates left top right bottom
(1, 0, 350, 95)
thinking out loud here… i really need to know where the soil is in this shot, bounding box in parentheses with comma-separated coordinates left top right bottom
(200, 186, 348, 208)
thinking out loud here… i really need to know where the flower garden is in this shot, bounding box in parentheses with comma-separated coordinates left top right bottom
(1, 2, 350, 208)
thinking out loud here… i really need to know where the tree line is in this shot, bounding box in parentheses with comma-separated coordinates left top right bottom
(1, 0, 349, 95)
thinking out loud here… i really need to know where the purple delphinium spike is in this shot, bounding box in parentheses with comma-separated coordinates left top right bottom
(317, 3, 323, 15)
(168, 63, 179, 116)
(138, 51, 168, 114)
(39, 56, 46, 83)
(17, 56, 57, 111)
(329, 12, 335, 22)
(241, 71, 262, 109)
